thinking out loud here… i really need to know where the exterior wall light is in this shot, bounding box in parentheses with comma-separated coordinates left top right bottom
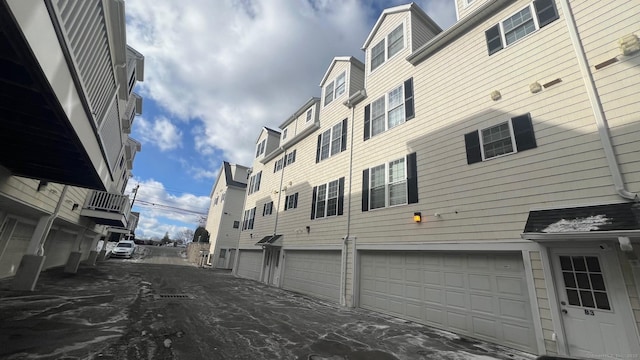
(413, 212, 422, 223)
(619, 34, 640, 56)
(490, 90, 501, 101)
(306, 226, 310, 233)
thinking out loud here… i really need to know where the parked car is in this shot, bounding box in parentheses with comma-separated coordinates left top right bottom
(110, 241, 136, 259)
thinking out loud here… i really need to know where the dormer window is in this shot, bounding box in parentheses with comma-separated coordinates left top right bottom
(255, 139, 266, 158)
(324, 71, 347, 107)
(370, 23, 404, 72)
(306, 108, 313, 122)
(282, 129, 288, 141)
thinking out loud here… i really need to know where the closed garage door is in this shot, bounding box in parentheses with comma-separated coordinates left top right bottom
(282, 250, 341, 302)
(359, 251, 536, 352)
(0, 221, 36, 279)
(236, 250, 262, 281)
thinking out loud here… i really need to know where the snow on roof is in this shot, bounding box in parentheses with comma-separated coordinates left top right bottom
(542, 215, 610, 233)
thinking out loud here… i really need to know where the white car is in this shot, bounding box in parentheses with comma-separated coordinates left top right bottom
(110, 241, 136, 259)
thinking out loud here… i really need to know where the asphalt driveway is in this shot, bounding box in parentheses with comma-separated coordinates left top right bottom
(0, 246, 535, 360)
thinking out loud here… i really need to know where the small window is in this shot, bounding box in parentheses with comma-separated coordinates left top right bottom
(248, 171, 262, 194)
(335, 72, 346, 98)
(371, 40, 385, 72)
(282, 128, 288, 140)
(255, 139, 266, 158)
(306, 108, 313, 122)
(387, 24, 404, 59)
(214, 196, 219, 205)
(263, 201, 274, 216)
(485, 1, 559, 55)
(242, 207, 256, 230)
(221, 192, 225, 202)
(464, 113, 537, 164)
(285, 150, 296, 166)
(233, 221, 240, 229)
(284, 193, 298, 210)
(324, 82, 334, 106)
(323, 71, 346, 107)
(274, 158, 284, 173)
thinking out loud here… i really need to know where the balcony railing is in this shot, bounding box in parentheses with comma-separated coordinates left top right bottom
(80, 190, 131, 227)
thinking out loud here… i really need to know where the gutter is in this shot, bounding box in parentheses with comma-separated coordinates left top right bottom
(559, 0, 638, 201)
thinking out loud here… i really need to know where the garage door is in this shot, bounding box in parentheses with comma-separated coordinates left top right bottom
(359, 251, 536, 352)
(236, 250, 262, 281)
(0, 221, 36, 279)
(282, 250, 341, 302)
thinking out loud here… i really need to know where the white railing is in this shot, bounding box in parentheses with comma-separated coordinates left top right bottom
(84, 190, 131, 217)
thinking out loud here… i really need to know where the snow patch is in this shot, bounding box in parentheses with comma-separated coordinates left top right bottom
(542, 214, 609, 233)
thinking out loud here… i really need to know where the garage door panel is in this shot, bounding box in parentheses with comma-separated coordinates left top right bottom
(236, 250, 262, 281)
(359, 251, 536, 353)
(282, 250, 340, 302)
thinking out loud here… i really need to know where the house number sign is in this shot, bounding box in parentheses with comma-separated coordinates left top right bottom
(584, 309, 595, 316)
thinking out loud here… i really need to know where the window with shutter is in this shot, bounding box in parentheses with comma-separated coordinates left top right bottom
(363, 154, 417, 211)
(464, 113, 537, 163)
(316, 120, 347, 162)
(364, 78, 414, 140)
(311, 178, 345, 219)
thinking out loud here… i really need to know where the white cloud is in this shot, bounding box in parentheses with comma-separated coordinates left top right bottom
(126, 0, 456, 166)
(125, 178, 210, 239)
(134, 116, 183, 151)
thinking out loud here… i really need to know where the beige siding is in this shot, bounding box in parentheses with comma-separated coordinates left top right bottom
(348, 63, 365, 98)
(58, 186, 90, 223)
(457, 0, 493, 20)
(411, 12, 439, 52)
(530, 251, 558, 355)
(0, 171, 62, 215)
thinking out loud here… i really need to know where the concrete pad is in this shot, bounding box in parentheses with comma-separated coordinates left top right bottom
(86, 250, 99, 266)
(64, 252, 82, 274)
(10, 255, 46, 291)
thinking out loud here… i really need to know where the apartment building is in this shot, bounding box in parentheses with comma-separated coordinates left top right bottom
(0, 0, 143, 290)
(204, 161, 250, 269)
(234, 0, 640, 357)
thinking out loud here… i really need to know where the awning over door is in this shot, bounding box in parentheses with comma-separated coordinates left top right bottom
(254, 234, 282, 246)
(522, 202, 640, 241)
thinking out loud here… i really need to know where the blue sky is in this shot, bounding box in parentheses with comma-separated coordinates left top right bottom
(123, 0, 457, 240)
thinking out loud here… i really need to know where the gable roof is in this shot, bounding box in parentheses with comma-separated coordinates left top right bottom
(318, 56, 365, 86)
(209, 161, 247, 197)
(254, 126, 281, 144)
(279, 97, 320, 128)
(362, 2, 442, 50)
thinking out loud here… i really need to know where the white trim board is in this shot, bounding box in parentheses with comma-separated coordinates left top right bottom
(283, 245, 342, 251)
(356, 241, 539, 251)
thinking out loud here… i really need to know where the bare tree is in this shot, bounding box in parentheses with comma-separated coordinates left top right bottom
(178, 229, 195, 244)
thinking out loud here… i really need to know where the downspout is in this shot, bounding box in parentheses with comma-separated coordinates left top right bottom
(559, 0, 638, 201)
(32, 185, 69, 256)
(342, 89, 366, 307)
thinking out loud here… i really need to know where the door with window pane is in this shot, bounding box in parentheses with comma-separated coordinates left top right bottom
(551, 250, 638, 357)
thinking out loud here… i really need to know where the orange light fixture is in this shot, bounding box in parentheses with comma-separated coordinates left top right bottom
(413, 212, 422, 223)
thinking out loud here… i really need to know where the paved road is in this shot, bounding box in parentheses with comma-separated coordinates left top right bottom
(0, 246, 535, 360)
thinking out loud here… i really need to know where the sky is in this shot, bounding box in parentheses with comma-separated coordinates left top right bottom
(123, 0, 457, 240)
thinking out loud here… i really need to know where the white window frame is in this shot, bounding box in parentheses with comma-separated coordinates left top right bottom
(282, 128, 288, 141)
(255, 139, 266, 158)
(285, 150, 296, 166)
(479, 121, 518, 160)
(315, 179, 339, 218)
(248, 171, 262, 194)
(306, 108, 313, 122)
(368, 157, 407, 210)
(323, 71, 347, 107)
(369, 22, 405, 73)
(285, 193, 298, 210)
(369, 83, 406, 138)
(319, 121, 344, 161)
(499, 3, 541, 48)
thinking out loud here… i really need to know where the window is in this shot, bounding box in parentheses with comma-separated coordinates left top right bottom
(362, 153, 418, 211)
(323, 71, 346, 106)
(316, 119, 347, 162)
(464, 113, 537, 164)
(233, 220, 240, 229)
(119, 156, 125, 169)
(311, 177, 345, 219)
(284, 193, 298, 210)
(248, 171, 262, 194)
(214, 196, 219, 205)
(282, 128, 288, 141)
(128, 69, 136, 94)
(242, 207, 256, 230)
(263, 201, 274, 216)
(364, 78, 414, 140)
(370, 23, 404, 72)
(274, 158, 284, 173)
(485, 0, 559, 55)
(255, 139, 266, 157)
(306, 108, 313, 122)
(285, 150, 296, 166)
(220, 249, 226, 258)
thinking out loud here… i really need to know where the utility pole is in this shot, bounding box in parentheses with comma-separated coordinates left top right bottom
(130, 184, 140, 207)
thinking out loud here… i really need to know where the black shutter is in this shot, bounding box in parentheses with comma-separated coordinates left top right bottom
(534, 0, 559, 28)
(263, 203, 266, 216)
(316, 134, 322, 163)
(255, 171, 261, 191)
(274, 162, 277, 173)
(310, 187, 317, 219)
(362, 169, 369, 212)
(512, 113, 537, 152)
(465, 131, 482, 164)
(485, 24, 503, 55)
(282, 156, 286, 168)
(406, 152, 418, 204)
(294, 193, 298, 208)
(341, 118, 348, 152)
(292, 149, 296, 162)
(337, 177, 345, 215)
(364, 104, 371, 141)
(284, 195, 289, 211)
(404, 78, 415, 120)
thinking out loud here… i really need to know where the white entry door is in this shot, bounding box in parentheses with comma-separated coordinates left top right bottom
(552, 250, 640, 357)
(263, 248, 281, 286)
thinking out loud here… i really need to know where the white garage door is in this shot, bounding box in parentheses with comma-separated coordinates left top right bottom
(282, 250, 341, 302)
(236, 250, 262, 281)
(0, 221, 36, 279)
(359, 251, 536, 352)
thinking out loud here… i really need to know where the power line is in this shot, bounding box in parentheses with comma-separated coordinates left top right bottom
(133, 199, 208, 215)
